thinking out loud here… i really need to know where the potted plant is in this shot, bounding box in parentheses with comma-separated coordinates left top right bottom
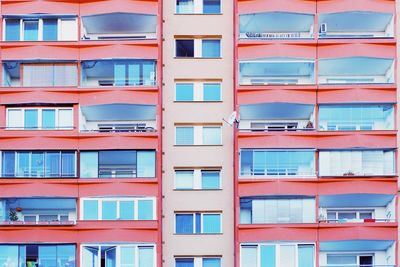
(9, 209, 18, 222)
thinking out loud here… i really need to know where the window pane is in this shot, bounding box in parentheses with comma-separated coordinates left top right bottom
(137, 151, 156, 178)
(83, 200, 98, 220)
(114, 64, 126, 86)
(53, 65, 77, 86)
(5, 19, 20, 41)
(241, 246, 257, 267)
(202, 40, 220, 58)
(280, 245, 296, 267)
(58, 245, 76, 267)
(176, 83, 194, 101)
(58, 109, 73, 129)
(31, 152, 45, 177)
(120, 201, 134, 220)
(105, 247, 116, 267)
(99, 150, 136, 178)
(203, 214, 221, 233)
(298, 245, 314, 267)
(39, 246, 57, 267)
(203, 258, 221, 267)
(45, 152, 60, 177)
(25, 109, 38, 129)
(176, 214, 193, 234)
(327, 255, 357, 265)
(82, 246, 99, 267)
(16, 152, 30, 177)
(43, 19, 58, 41)
(0, 245, 18, 267)
(121, 247, 135, 267)
(260, 245, 275, 267)
(201, 171, 220, 189)
(7, 109, 23, 128)
(61, 152, 75, 177)
(102, 201, 117, 220)
(24, 20, 39, 41)
(203, 0, 221, 14)
(138, 247, 154, 267)
(3, 151, 16, 177)
(176, 127, 194, 145)
(80, 152, 98, 178)
(203, 84, 221, 101)
(175, 171, 194, 189)
(176, 40, 194, 57)
(202, 127, 221, 145)
(176, 0, 194, 13)
(42, 109, 56, 129)
(138, 200, 154, 220)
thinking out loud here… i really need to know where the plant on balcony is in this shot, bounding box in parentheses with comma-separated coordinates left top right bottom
(9, 209, 18, 221)
(343, 171, 355, 176)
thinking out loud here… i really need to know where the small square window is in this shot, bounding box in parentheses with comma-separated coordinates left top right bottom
(5, 19, 20, 41)
(23, 20, 39, 41)
(203, 83, 221, 101)
(176, 0, 194, 13)
(176, 83, 194, 101)
(176, 127, 194, 145)
(175, 171, 194, 189)
(202, 40, 220, 58)
(202, 127, 221, 145)
(201, 171, 220, 189)
(176, 40, 194, 57)
(203, 0, 221, 14)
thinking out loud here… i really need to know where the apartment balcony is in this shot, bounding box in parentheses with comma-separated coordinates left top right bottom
(239, 58, 315, 85)
(238, 102, 315, 132)
(318, 149, 396, 178)
(239, 149, 316, 179)
(79, 103, 157, 133)
(318, 57, 394, 85)
(319, 194, 396, 224)
(81, 59, 157, 87)
(239, 11, 314, 40)
(318, 11, 394, 39)
(0, 198, 76, 226)
(319, 240, 396, 267)
(318, 104, 394, 131)
(2, 61, 78, 87)
(81, 12, 157, 40)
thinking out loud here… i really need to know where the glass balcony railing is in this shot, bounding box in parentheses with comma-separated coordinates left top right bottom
(81, 59, 157, 87)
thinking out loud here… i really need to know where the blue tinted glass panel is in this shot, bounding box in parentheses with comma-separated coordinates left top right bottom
(61, 152, 75, 177)
(203, 0, 221, 14)
(45, 152, 60, 177)
(31, 152, 44, 177)
(83, 200, 98, 220)
(176, 40, 194, 57)
(121, 247, 135, 267)
(102, 201, 117, 220)
(176, 127, 194, 145)
(176, 83, 194, 101)
(43, 19, 58, 41)
(202, 40, 220, 58)
(195, 213, 201, 233)
(137, 151, 156, 178)
(202, 127, 221, 145)
(42, 109, 56, 129)
(201, 171, 220, 189)
(24, 109, 38, 129)
(24, 20, 38, 41)
(120, 201, 134, 220)
(298, 245, 314, 267)
(202, 214, 221, 233)
(176, 258, 194, 267)
(39, 246, 57, 267)
(138, 247, 153, 267)
(16, 152, 29, 177)
(57, 245, 76, 267)
(260, 245, 275, 267)
(0, 245, 18, 267)
(80, 152, 98, 178)
(114, 64, 126, 86)
(5, 19, 20, 41)
(3, 151, 15, 177)
(176, 214, 193, 234)
(203, 258, 221, 267)
(203, 84, 221, 101)
(138, 200, 153, 220)
(176, 0, 194, 13)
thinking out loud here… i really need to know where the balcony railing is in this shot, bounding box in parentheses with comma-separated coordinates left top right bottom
(0, 220, 76, 226)
(98, 168, 137, 178)
(320, 265, 395, 267)
(81, 123, 156, 133)
(319, 218, 394, 223)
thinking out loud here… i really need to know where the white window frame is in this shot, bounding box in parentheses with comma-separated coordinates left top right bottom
(175, 39, 221, 58)
(175, 0, 222, 14)
(80, 197, 156, 221)
(326, 253, 374, 266)
(175, 82, 222, 102)
(174, 169, 221, 190)
(174, 212, 222, 234)
(81, 243, 156, 267)
(326, 209, 375, 221)
(175, 126, 222, 145)
(3, 17, 78, 41)
(174, 256, 222, 267)
(240, 243, 316, 267)
(23, 213, 70, 223)
(6, 107, 74, 130)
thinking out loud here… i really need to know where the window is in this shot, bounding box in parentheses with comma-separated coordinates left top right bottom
(1, 151, 76, 178)
(318, 104, 395, 131)
(81, 197, 155, 220)
(240, 149, 316, 177)
(175, 257, 221, 267)
(175, 126, 222, 145)
(4, 17, 78, 41)
(240, 197, 316, 224)
(175, 213, 221, 234)
(175, 82, 221, 102)
(327, 254, 373, 266)
(319, 149, 395, 176)
(80, 150, 156, 178)
(82, 244, 155, 267)
(240, 243, 314, 267)
(175, 39, 221, 58)
(176, 0, 221, 14)
(326, 209, 374, 223)
(7, 108, 73, 130)
(0, 244, 75, 267)
(175, 169, 221, 190)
